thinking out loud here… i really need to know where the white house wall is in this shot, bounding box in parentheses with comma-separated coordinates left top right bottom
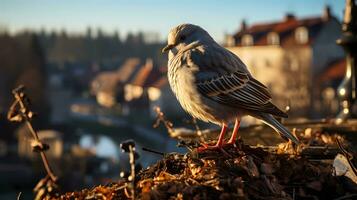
(227, 45, 313, 117)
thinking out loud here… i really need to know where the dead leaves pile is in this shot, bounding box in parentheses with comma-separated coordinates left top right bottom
(54, 127, 356, 200)
(55, 141, 356, 200)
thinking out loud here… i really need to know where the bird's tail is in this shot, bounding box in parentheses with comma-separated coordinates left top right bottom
(257, 113, 300, 144)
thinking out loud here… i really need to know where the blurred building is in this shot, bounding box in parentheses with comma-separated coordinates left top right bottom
(17, 129, 63, 159)
(317, 58, 346, 116)
(90, 58, 169, 117)
(225, 6, 345, 118)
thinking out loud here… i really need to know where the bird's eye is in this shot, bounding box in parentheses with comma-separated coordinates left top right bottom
(180, 35, 186, 41)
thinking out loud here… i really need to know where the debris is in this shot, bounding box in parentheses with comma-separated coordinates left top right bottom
(55, 140, 356, 200)
(336, 138, 357, 177)
(333, 154, 357, 184)
(34, 175, 59, 200)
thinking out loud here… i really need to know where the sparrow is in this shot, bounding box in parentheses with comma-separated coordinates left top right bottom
(162, 23, 299, 150)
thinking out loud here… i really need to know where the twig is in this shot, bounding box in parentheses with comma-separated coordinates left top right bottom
(183, 118, 203, 138)
(115, 183, 129, 191)
(191, 118, 202, 136)
(17, 192, 22, 200)
(153, 107, 174, 134)
(334, 194, 357, 200)
(7, 85, 57, 182)
(142, 147, 165, 156)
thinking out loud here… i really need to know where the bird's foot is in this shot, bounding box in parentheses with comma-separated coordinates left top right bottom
(226, 139, 240, 146)
(226, 138, 244, 150)
(197, 143, 232, 157)
(225, 140, 235, 145)
(197, 143, 223, 152)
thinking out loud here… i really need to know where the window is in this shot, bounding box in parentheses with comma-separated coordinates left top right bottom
(295, 27, 308, 44)
(225, 35, 235, 47)
(267, 32, 279, 45)
(241, 34, 253, 46)
(290, 58, 299, 71)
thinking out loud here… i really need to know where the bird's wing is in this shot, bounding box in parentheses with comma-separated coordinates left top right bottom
(189, 45, 287, 117)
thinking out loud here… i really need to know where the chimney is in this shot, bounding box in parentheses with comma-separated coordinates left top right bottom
(285, 13, 296, 21)
(323, 5, 332, 21)
(240, 19, 247, 31)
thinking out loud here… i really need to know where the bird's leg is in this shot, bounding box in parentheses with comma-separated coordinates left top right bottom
(198, 123, 227, 151)
(227, 119, 240, 145)
(215, 123, 228, 147)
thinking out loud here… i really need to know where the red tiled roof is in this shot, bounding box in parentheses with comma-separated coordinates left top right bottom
(92, 58, 167, 96)
(116, 58, 141, 82)
(318, 59, 346, 83)
(234, 15, 332, 46)
(131, 60, 153, 87)
(129, 59, 166, 88)
(142, 68, 164, 88)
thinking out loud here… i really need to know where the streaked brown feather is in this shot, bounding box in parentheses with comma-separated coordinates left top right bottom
(189, 44, 287, 118)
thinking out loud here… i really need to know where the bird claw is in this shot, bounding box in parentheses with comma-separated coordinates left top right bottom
(225, 140, 235, 145)
(197, 143, 232, 157)
(197, 143, 223, 152)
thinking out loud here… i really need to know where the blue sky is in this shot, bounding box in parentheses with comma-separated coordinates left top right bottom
(0, 0, 345, 42)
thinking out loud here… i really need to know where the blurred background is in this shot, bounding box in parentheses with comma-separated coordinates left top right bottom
(0, 0, 348, 198)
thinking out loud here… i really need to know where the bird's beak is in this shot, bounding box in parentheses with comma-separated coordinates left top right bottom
(162, 44, 175, 53)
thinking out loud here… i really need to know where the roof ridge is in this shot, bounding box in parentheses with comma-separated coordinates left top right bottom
(248, 15, 323, 30)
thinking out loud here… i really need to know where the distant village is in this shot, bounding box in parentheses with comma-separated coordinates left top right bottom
(0, 5, 346, 191)
(0, 26, 179, 190)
